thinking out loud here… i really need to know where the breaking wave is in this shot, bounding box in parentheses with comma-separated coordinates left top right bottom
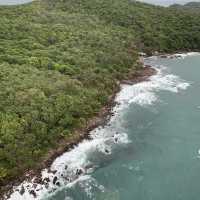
(6, 57, 191, 200)
(115, 65, 190, 110)
(174, 52, 200, 59)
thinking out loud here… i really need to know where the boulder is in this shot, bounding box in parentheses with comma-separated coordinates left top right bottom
(53, 176, 58, 185)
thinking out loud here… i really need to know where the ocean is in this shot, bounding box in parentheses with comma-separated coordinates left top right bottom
(7, 53, 200, 200)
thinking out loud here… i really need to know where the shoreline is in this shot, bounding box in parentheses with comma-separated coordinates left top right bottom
(2, 64, 156, 199)
(2, 51, 199, 199)
(145, 51, 200, 59)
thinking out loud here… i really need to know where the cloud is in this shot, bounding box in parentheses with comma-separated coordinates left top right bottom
(0, 0, 32, 5)
(138, 0, 200, 6)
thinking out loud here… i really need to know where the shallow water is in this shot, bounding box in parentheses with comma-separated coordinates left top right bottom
(8, 53, 200, 200)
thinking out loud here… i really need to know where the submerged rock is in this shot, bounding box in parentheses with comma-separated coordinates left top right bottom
(105, 149, 110, 154)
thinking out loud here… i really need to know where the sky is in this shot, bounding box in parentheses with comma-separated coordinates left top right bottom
(0, 0, 32, 5)
(139, 0, 200, 6)
(0, 0, 200, 6)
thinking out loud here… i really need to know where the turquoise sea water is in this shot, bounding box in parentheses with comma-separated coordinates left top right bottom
(8, 53, 200, 200)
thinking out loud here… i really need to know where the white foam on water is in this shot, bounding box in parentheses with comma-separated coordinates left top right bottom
(7, 120, 130, 200)
(155, 52, 200, 59)
(198, 149, 200, 155)
(7, 58, 191, 200)
(197, 149, 200, 159)
(167, 52, 199, 59)
(115, 65, 190, 110)
(179, 52, 200, 58)
(174, 53, 188, 59)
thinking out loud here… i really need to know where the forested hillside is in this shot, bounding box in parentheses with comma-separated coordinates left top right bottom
(0, 0, 200, 187)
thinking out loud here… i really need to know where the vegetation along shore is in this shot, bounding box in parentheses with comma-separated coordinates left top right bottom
(2, 64, 156, 199)
(0, 0, 200, 196)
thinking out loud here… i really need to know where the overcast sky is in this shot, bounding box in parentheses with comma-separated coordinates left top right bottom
(0, 0, 32, 5)
(139, 0, 200, 6)
(0, 0, 200, 6)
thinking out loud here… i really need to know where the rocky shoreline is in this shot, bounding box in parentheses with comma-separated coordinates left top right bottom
(140, 51, 200, 58)
(1, 64, 156, 200)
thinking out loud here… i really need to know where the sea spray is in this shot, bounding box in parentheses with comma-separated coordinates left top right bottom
(115, 65, 190, 110)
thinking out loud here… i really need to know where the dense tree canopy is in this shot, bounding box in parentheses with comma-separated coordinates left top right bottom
(0, 0, 200, 186)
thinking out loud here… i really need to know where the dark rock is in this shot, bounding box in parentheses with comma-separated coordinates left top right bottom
(53, 176, 58, 185)
(105, 149, 110, 154)
(76, 168, 84, 175)
(19, 185, 25, 195)
(56, 182, 60, 186)
(114, 137, 118, 143)
(33, 176, 42, 184)
(160, 55, 168, 58)
(43, 177, 50, 183)
(51, 170, 57, 174)
(29, 190, 37, 198)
